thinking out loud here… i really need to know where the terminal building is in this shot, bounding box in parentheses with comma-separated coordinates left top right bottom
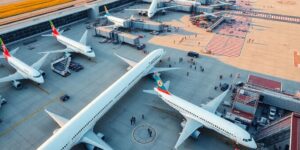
(0, 0, 136, 44)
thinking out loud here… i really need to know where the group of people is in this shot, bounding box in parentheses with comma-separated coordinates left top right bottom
(130, 115, 153, 138)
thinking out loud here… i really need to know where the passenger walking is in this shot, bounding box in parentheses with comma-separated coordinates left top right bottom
(219, 75, 223, 80)
(130, 117, 134, 125)
(142, 114, 145, 120)
(147, 128, 152, 137)
(132, 117, 136, 126)
(187, 72, 189, 76)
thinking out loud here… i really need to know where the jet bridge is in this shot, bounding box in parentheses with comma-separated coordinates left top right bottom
(95, 26, 145, 50)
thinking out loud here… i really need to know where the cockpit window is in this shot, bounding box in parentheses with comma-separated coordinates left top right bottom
(243, 138, 252, 142)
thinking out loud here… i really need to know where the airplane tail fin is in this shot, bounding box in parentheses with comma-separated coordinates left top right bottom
(0, 38, 11, 60)
(49, 21, 60, 36)
(104, 6, 110, 16)
(153, 73, 171, 94)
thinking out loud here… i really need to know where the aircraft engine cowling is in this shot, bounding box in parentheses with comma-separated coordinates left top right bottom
(39, 70, 46, 77)
(181, 120, 201, 139)
(12, 80, 22, 89)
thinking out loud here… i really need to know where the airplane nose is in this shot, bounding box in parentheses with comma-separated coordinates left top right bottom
(89, 52, 96, 58)
(38, 77, 44, 84)
(249, 140, 257, 149)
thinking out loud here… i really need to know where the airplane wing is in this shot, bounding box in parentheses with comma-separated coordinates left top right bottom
(81, 130, 113, 150)
(114, 53, 137, 67)
(45, 109, 68, 127)
(156, 5, 181, 12)
(79, 30, 88, 45)
(148, 67, 180, 74)
(40, 48, 73, 54)
(175, 117, 203, 149)
(31, 53, 50, 70)
(201, 89, 229, 113)
(0, 72, 24, 83)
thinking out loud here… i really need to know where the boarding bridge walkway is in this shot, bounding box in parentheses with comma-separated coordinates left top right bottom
(243, 84, 300, 112)
(256, 115, 291, 141)
(206, 16, 226, 32)
(227, 10, 300, 24)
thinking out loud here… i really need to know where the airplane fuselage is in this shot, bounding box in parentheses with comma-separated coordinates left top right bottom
(55, 35, 95, 58)
(148, 0, 158, 18)
(7, 56, 44, 83)
(155, 88, 257, 149)
(38, 49, 165, 150)
(107, 15, 127, 27)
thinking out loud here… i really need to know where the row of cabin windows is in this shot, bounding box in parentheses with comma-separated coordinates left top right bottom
(166, 99, 236, 139)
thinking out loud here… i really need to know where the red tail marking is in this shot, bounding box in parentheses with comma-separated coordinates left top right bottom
(1, 41, 11, 60)
(157, 87, 170, 95)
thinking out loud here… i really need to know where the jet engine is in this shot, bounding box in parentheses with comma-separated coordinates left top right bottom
(39, 70, 46, 77)
(12, 80, 22, 89)
(181, 120, 201, 139)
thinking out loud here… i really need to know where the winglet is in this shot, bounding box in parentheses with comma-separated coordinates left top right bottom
(0, 38, 11, 60)
(49, 21, 59, 36)
(104, 6, 109, 16)
(153, 73, 171, 95)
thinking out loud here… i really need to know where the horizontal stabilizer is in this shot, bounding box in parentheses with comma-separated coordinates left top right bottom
(143, 89, 157, 95)
(81, 130, 113, 150)
(44, 109, 69, 127)
(148, 67, 180, 75)
(164, 80, 170, 90)
(41, 34, 53, 37)
(114, 53, 137, 67)
(0, 47, 19, 59)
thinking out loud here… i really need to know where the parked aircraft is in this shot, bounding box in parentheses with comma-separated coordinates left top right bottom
(42, 21, 95, 58)
(38, 49, 178, 150)
(126, 0, 180, 18)
(103, 6, 128, 28)
(0, 38, 49, 89)
(144, 73, 257, 149)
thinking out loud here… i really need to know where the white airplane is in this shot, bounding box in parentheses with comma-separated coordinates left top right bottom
(143, 0, 201, 6)
(144, 73, 257, 149)
(38, 48, 178, 150)
(126, 0, 180, 18)
(0, 38, 49, 89)
(42, 21, 95, 58)
(103, 6, 128, 28)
